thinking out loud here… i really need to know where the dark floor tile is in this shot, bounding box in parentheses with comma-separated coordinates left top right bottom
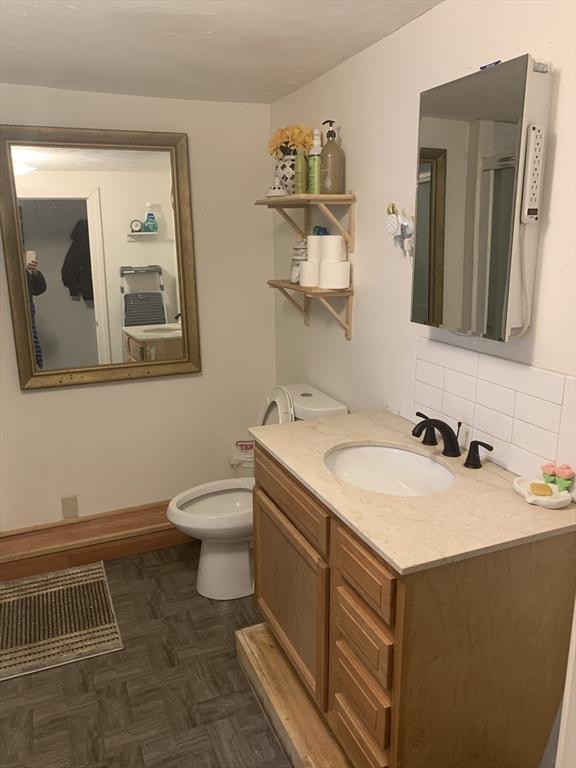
(195, 690, 256, 726)
(0, 545, 281, 768)
(0, 709, 33, 764)
(141, 725, 213, 767)
(206, 715, 289, 768)
(104, 746, 146, 768)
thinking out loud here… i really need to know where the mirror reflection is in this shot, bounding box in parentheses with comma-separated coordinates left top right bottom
(13, 145, 183, 370)
(412, 55, 528, 340)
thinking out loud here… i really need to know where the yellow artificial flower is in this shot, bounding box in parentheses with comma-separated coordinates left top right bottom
(268, 124, 313, 158)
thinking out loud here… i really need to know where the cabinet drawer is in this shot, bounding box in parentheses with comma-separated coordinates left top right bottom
(334, 693, 389, 768)
(334, 526, 396, 626)
(255, 447, 329, 557)
(334, 585, 394, 691)
(334, 640, 391, 749)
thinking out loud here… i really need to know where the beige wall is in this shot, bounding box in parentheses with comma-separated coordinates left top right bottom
(0, 83, 275, 531)
(271, 0, 576, 415)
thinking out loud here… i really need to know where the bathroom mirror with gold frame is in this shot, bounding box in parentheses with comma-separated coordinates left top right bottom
(0, 125, 200, 389)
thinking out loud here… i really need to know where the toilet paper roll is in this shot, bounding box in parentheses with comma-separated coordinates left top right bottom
(319, 260, 350, 289)
(321, 235, 347, 262)
(300, 261, 320, 287)
(306, 236, 323, 262)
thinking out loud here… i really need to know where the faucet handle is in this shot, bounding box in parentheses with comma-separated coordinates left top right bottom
(464, 440, 494, 469)
(412, 412, 438, 446)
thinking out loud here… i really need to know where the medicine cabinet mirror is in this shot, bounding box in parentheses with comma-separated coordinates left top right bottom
(0, 125, 200, 389)
(411, 54, 552, 341)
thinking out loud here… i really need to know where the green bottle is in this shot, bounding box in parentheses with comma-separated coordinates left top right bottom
(307, 129, 321, 194)
(294, 149, 307, 194)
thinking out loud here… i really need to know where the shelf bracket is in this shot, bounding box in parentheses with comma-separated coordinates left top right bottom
(317, 296, 353, 340)
(277, 286, 306, 318)
(316, 203, 354, 251)
(276, 208, 306, 239)
(304, 295, 311, 326)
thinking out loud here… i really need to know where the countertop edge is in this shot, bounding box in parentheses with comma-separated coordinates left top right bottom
(250, 433, 576, 576)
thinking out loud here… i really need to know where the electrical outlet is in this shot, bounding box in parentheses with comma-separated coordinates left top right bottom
(61, 495, 79, 519)
(521, 124, 544, 223)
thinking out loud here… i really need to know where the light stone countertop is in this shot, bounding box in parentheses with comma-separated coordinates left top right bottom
(249, 410, 576, 575)
(123, 324, 182, 342)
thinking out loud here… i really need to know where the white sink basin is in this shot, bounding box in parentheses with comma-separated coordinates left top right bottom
(142, 324, 181, 335)
(325, 443, 455, 497)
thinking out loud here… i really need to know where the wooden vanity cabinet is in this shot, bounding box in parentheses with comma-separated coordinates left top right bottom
(122, 330, 183, 362)
(253, 445, 576, 768)
(253, 486, 330, 709)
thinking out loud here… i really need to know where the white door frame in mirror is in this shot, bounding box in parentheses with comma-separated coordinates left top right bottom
(16, 184, 112, 365)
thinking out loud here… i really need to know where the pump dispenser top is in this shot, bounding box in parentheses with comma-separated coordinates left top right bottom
(320, 120, 345, 194)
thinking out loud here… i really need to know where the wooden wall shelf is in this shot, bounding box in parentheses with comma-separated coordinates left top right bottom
(268, 280, 353, 341)
(255, 193, 356, 252)
(258, 193, 357, 340)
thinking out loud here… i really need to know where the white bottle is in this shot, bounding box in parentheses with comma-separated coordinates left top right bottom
(307, 129, 322, 194)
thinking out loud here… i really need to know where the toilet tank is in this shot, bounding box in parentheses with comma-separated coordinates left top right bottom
(284, 383, 348, 421)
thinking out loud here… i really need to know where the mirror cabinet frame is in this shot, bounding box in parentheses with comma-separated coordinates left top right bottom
(0, 124, 201, 389)
(417, 147, 446, 327)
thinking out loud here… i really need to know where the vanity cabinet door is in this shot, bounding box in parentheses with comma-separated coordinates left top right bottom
(253, 488, 329, 709)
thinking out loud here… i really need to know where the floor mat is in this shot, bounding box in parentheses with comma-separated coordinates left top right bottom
(0, 561, 123, 680)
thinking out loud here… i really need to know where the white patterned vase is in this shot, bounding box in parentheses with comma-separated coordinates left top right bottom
(276, 152, 297, 195)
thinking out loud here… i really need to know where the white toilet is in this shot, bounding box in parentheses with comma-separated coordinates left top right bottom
(167, 383, 347, 600)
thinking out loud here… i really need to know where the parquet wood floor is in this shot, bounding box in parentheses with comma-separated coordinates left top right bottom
(0, 544, 290, 768)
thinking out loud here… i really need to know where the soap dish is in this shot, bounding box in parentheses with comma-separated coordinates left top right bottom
(513, 477, 573, 509)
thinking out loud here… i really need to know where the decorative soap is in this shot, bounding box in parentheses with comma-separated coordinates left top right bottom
(530, 482, 553, 497)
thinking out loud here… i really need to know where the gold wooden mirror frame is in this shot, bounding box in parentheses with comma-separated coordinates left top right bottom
(0, 125, 200, 389)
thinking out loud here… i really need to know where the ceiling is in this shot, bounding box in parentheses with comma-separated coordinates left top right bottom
(0, 0, 441, 103)
(11, 146, 172, 173)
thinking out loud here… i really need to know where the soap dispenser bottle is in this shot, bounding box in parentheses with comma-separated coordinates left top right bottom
(143, 203, 158, 233)
(320, 120, 345, 194)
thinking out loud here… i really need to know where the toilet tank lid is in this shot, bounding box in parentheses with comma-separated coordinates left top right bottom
(284, 383, 348, 420)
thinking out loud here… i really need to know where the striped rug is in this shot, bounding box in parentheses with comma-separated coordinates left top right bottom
(0, 561, 123, 680)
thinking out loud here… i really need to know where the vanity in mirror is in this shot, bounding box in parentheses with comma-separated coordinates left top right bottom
(412, 54, 552, 341)
(0, 126, 200, 388)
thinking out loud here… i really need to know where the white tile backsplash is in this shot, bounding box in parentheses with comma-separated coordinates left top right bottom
(512, 420, 558, 460)
(474, 404, 514, 442)
(417, 338, 478, 376)
(473, 429, 550, 478)
(477, 355, 565, 404)
(416, 359, 444, 389)
(557, 377, 576, 468)
(404, 336, 574, 479)
(414, 381, 443, 411)
(414, 402, 443, 422)
(443, 392, 475, 426)
(514, 393, 562, 433)
(475, 380, 516, 416)
(444, 369, 476, 401)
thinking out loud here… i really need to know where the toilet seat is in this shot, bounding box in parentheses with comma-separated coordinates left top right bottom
(168, 477, 254, 541)
(256, 385, 294, 426)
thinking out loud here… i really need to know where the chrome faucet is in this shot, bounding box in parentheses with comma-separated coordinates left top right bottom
(412, 416, 461, 457)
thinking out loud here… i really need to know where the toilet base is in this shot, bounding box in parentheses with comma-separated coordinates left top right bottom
(196, 538, 254, 600)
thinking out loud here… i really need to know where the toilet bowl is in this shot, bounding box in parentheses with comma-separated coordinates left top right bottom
(168, 478, 255, 600)
(167, 384, 347, 600)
